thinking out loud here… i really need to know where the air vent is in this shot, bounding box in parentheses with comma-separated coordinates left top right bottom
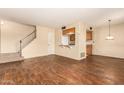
(80, 52, 85, 58)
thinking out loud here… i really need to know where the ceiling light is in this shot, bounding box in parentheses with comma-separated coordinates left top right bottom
(106, 36, 114, 40)
(106, 20, 114, 40)
(67, 32, 74, 35)
(0, 21, 4, 25)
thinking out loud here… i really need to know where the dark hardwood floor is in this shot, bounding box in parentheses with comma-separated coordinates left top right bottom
(0, 55, 124, 85)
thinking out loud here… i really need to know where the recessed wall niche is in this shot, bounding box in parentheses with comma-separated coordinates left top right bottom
(61, 27, 75, 46)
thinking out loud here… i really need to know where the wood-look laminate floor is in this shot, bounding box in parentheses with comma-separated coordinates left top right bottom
(0, 55, 124, 85)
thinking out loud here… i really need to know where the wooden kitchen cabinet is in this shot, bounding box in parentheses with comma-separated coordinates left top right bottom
(86, 31, 92, 41)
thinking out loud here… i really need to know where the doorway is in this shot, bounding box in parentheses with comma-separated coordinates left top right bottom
(48, 31, 55, 54)
(86, 30, 93, 56)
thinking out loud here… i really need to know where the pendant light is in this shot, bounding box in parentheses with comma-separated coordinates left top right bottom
(106, 20, 114, 40)
(0, 20, 4, 25)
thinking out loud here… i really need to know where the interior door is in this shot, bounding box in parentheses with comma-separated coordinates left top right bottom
(48, 31, 54, 54)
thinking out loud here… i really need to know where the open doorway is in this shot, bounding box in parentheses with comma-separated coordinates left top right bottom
(86, 29, 93, 56)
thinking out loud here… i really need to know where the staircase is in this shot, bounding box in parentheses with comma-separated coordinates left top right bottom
(0, 53, 24, 63)
(0, 26, 37, 64)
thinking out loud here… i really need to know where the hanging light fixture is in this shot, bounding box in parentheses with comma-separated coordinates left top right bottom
(0, 20, 4, 25)
(106, 20, 114, 40)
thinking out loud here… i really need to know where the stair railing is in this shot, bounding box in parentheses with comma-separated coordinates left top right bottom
(19, 26, 36, 56)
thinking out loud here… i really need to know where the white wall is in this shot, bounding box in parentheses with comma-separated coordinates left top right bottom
(55, 22, 87, 60)
(0, 19, 56, 59)
(93, 23, 124, 58)
(22, 26, 55, 58)
(78, 22, 87, 60)
(1, 20, 35, 53)
(0, 23, 1, 53)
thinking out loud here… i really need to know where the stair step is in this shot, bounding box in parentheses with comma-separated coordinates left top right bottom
(0, 53, 24, 64)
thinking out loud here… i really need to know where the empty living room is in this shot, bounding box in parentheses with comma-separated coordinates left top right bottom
(0, 8, 124, 86)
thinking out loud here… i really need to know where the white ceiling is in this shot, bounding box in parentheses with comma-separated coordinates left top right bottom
(0, 8, 124, 28)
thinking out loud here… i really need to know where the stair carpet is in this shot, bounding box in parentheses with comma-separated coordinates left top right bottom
(0, 53, 24, 64)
